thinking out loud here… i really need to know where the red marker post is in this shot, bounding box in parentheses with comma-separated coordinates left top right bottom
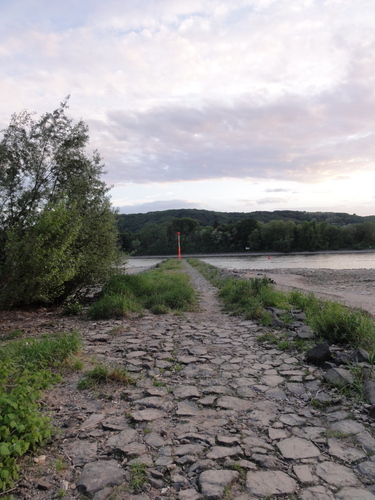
(177, 232, 181, 260)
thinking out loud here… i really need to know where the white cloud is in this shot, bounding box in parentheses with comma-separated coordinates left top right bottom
(1, 0, 375, 215)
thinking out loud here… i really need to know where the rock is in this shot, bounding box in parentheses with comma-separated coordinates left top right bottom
(328, 439, 366, 462)
(330, 419, 366, 435)
(132, 409, 166, 421)
(315, 461, 359, 487)
(363, 380, 375, 405)
(206, 446, 243, 460)
(215, 396, 253, 411)
(324, 368, 353, 387)
(174, 385, 201, 399)
(293, 465, 314, 485)
(306, 343, 332, 366)
(276, 437, 320, 459)
(62, 440, 98, 465)
(300, 485, 335, 499)
(336, 487, 375, 499)
(76, 460, 125, 495)
(199, 469, 239, 499)
(351, 349, 370, 363)
(179, 489, 203, 499)
(36, 479, 53, 490)
(357, 461, 375, 479)
(246, 470, 297, 496)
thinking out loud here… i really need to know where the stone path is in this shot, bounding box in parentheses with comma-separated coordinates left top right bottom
(20, 262, 375, 499)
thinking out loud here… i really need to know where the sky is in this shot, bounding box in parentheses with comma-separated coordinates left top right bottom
(1, 0, 375, 216)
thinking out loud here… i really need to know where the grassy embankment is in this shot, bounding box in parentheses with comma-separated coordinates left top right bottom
(0, 332, 81, 493)
(188, 258, 375, 356)
(88, 258, 197, 319)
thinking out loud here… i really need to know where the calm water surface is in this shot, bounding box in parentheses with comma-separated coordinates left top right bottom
(200, 252, 375, 270)
(128, 252, 375, 271)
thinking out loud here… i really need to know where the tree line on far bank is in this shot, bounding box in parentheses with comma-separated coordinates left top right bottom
(118, 216, 375, 255)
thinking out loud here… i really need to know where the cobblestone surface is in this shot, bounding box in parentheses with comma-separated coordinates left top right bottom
(11, 262, 375, 499)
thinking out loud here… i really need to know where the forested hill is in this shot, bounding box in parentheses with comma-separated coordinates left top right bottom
(117, 209, 374, 233)
(116, 209, 375, 255)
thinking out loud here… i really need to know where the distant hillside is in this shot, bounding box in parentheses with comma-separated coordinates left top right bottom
(117, 209, 375, 233)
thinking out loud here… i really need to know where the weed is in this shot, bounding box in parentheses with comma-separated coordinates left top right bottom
(1, 328, 23, 341)
(56, 489, 66, 499)
(55, 457, 67, 472)
(174, 363, 183, 372)
(77, 364, 134, 390)
(311, 398, 331, 410)
(152, 379, 165, 387)
(62, 296, 83, 316)
(257, 332, 278, 344)
(223, 484, 234, 500)
(129, 462, 148, 492)
(325, 429, 351, 439)
(232, 462, 246, 482)
(277, 339, 291, 350)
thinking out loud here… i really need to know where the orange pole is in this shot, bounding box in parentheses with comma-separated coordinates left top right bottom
(177, 232, 181, 259)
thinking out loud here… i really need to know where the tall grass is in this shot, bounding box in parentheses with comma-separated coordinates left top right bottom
(88, 259, 197, 319)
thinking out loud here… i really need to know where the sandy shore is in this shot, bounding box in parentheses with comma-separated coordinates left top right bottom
(235, 268, 375, 316)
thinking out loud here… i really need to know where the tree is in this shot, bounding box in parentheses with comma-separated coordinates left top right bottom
(0, 98, 119, 307)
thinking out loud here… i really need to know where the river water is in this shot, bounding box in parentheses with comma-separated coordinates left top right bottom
(128, 251, 375, 271)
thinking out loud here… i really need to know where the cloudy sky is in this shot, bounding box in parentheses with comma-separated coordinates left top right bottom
(1, 0, 375, 216)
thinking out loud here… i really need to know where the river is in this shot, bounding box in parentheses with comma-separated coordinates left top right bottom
(127, 251, 375, 271)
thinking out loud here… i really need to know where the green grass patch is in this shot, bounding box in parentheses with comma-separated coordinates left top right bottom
(129, 462, 148, 493)
(0, 332, 81, 492)
(77, 364, 135, 390)
(88, 259, 197, 319)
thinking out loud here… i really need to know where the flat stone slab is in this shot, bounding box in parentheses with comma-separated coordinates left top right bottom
(199, 469, 239, 500)
(246, 470, 297, 497)
(176, 401, 200, 416)
(330, 419, 366, 435)
(106, 429, 140, 449)
(174, 444, 205, 457)
(62, 441, 97, 465)
(76, 460, 125, 495)
(132, 409, 166, 421)
(315, 461, 359, 487)
(206, 445, 243, 460)
(357, 461, 375, 479)
(328, 439, 367, 463)
(174, 385, 201, 399)
(216, 396, 253, 411)
(336, 487, 375, 500)
(277, 437, 320, 459)
(261, 375, 285, 387)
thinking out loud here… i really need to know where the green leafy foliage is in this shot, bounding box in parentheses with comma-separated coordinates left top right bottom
(0, 332, 81, 491)
(0, 98, 120, 308)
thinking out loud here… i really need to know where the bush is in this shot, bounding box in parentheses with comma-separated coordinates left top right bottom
(0, 99, 120, 308)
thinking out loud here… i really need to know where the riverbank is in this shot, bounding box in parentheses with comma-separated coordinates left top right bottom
(228, 268, 375, 316)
